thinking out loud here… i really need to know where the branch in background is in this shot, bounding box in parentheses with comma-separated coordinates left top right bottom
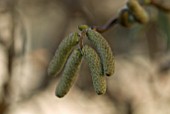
(151, 0, 170, 12)
(91, 0, 170, 34)
(91, 17, 118, 33)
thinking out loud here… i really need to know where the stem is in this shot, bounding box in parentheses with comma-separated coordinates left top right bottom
(91, 0, 170, 33)
(151, 0, 170, 12)
(79, 30, 86, 49)
(91, 17, 118, 33)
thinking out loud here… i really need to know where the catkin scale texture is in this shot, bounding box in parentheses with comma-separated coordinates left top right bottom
(56, 49, 83, 98)
(127, 0, 149, 24)
(48, 32, 79, 77)
(82, 45, 106, 95)
(86, 29, 115, 76)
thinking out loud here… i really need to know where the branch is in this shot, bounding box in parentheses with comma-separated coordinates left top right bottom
(151, 0, 170, 12)
(91, 17, 118, 33)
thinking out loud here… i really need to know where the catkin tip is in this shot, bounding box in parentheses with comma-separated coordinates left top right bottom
(56, 93, 64, 98)
(97, 91, 105, 95)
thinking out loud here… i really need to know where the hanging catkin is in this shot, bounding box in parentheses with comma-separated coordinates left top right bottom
(48, 32, 80, 77)
(56, 49, 83, 98)
(86, 29, 115, 76)
(82, 45, 106, 95)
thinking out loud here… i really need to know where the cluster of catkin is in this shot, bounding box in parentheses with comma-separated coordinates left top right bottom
(48, 25, 115, 98)
(118, 0, 150, 27)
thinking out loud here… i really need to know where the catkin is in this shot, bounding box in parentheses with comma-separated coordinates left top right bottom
(82, 45, 106, 95)
(48, 32, 80, 77)
(86, 29, 115, 76)
(127, 0, 149, 24)
(118, 8, 135, 27)
(56, 49, 83, 98)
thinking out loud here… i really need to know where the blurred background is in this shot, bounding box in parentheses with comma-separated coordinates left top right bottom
(0, 0, 170, 114)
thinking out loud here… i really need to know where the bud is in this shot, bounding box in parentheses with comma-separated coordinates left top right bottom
(78, 25, 89, 31)
(82, 45, 106, 95)
(48, 32, 80, 77)
(86, 29, 115, 76)
(118, 8, 136, 27)
(56, 49, 83, 98)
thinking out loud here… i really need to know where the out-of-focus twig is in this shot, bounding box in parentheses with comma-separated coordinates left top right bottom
(151, 0, 170, 12)
(91, 0, 170, 34)
(91, 17, 118, 33)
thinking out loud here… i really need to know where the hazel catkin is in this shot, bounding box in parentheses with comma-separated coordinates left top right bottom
(86, 29, 115, 76)
(82, 45, 106, 95)
(48, 32, 80, 77)
(56, 49, 83, 98)
(127, 0, 149, 24)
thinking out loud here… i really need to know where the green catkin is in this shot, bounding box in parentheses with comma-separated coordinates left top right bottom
(86, 29, 115, 76)
(127, 0, 149, 24)
(118, 8, 136, 27)
(56, 49, 83, 98)
(82, 45, 106, 95)
(48, 32, 80, 77)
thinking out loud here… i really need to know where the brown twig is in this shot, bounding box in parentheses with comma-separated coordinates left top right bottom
(91, 17, 118, 33)
(151, 0, 170, 12)
(90, 0, 170, 34)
